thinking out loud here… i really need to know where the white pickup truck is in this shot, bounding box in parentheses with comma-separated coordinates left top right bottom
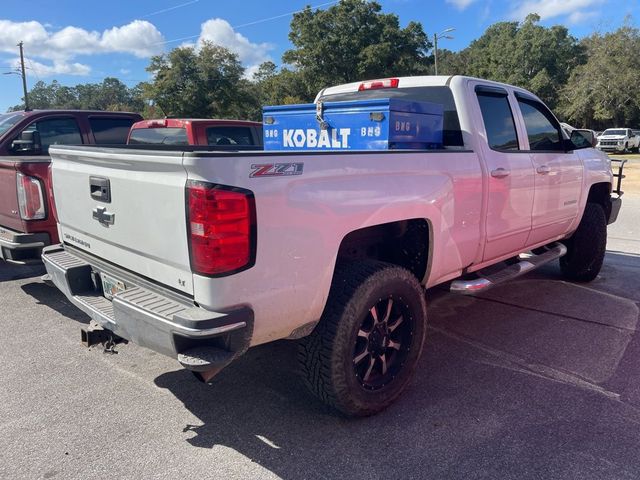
(596, 128, 640, 153)
(43, 75, 621, 417)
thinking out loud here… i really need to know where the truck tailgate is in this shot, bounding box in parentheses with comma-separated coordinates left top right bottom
(50, 146, 193, 295)
(0, 158, 22, 231)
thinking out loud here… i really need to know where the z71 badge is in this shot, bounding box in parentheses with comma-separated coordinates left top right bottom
(250, 163, 304, 178)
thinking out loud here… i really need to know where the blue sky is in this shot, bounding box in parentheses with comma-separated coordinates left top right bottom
(0, 0, 637, 112)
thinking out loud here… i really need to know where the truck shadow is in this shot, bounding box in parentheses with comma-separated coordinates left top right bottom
(153, 250, 640, 479)
(20, 281, 91, 324)
(0, 261, 45, 283)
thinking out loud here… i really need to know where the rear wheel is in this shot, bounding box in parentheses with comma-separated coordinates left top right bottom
(298, 261, 427, 417)
(560, 202, 607, 282)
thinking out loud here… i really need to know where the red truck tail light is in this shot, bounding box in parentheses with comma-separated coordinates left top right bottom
(47, 164, 59, 223)
(16, 172, 46, 220)
(187, 181, 256, 276)
(358, 78, 399, 91)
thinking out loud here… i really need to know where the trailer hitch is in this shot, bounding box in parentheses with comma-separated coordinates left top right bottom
(80, 320, 126, 354)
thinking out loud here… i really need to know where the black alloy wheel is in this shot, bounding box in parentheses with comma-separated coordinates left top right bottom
(353, 296, 413, 391)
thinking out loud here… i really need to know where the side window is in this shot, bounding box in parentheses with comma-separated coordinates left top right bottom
(23, 117, 83, 154)
(517, 99, 564, 152)
(476, 92, 519, 151)
(89, 117, 136, 144)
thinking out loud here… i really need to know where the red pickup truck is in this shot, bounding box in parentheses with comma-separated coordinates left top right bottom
(0, 110, 142, 264)
(127, 118, 263, 146)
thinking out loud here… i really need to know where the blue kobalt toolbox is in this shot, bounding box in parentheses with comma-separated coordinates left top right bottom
(263, 98, 444, 151)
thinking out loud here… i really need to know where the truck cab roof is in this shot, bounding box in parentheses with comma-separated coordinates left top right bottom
(130, 118, 261, 129)
(317, 75, 544, 102)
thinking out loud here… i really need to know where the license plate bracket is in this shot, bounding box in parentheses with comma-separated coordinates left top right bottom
(100, 272, 126, 300)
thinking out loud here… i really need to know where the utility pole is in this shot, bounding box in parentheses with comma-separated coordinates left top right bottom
(17, 42, 29, 111)
(434, 34, 438, 76)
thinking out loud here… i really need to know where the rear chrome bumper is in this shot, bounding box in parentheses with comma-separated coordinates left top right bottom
(42, 244, 253, 370)
(0, 226, 49, 264)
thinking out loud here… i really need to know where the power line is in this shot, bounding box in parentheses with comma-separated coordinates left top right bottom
(157, 0, 339, 46)
(142, 0, 200, 18)
(26, 58, 42, 84)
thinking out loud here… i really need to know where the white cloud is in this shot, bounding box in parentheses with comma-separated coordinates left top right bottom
(566, 10, 599, 25)
(101, 21, 165, 58)
(446, 0, 478, 10)
(8, 57, 91, 76)
(195, 18, 272, 72)
(0, 20, 165, 58)
(508, 0, 603, 22)
(0, 19, 164, 76)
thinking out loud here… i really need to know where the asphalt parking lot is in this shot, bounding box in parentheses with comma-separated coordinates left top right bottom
(2, 195, 640, 480)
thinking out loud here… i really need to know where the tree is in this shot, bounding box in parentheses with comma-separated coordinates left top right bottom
(282, 0, 432, 98)
(251, 61, 308, 106)
(10, 78, 144, 112)
(559, 23, 640, 129)
(144, 41, 259, 119)
(457, 14, 585, 110)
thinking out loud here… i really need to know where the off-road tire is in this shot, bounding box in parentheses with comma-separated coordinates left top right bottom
(298, 260, 427, 417)
(560, 202, 607, 282)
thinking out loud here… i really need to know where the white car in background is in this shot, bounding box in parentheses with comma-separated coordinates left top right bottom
(597, 128, 640, 153)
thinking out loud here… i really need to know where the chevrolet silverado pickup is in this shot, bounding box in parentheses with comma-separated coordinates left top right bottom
(0, 110, 142, 264)
(42, 76, 621, 416)
(596, 128, 640, 153)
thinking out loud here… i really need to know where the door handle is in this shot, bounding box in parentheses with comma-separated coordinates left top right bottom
(536, 165, 551, 175)
(490, 168, 510, 178)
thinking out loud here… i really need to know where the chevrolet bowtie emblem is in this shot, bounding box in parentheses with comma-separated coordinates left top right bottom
(92, 206, 115, 226)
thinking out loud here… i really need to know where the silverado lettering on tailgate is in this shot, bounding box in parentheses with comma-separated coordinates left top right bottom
(64, 233, 91, 249)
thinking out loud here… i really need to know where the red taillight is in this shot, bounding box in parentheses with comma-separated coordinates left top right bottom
(16, 172, 45, 220)
(358, 78, 400, 91)
(47, 164, 58, 223)
(187, 181, 256, 276)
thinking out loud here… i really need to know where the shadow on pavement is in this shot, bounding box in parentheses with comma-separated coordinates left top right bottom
(0, 261, 45, 283)
(20, 281, 91, 324)
(153, 251, 640, 480)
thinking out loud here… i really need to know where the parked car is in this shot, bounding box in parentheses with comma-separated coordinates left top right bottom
(0, 110, 142, 264)
(42, 75, 619, 416)
(127, 118, 263, 146)
(596, 128, 640, 153)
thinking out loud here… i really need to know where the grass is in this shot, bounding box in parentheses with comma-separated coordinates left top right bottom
(609, 153, 640, 194)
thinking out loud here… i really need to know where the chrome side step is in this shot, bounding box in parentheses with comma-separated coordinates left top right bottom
(450, 242, 567, 295)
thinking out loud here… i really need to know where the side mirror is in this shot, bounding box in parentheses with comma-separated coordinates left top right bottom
(11, 130, 42, 154)
(570, 129, 596, 149)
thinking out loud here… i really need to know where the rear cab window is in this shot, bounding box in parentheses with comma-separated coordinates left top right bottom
(128, 127, 189, 145)
(319, 86, 464, 148)
(90, 117, 137, 144)
(206, 126, 255, 146)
